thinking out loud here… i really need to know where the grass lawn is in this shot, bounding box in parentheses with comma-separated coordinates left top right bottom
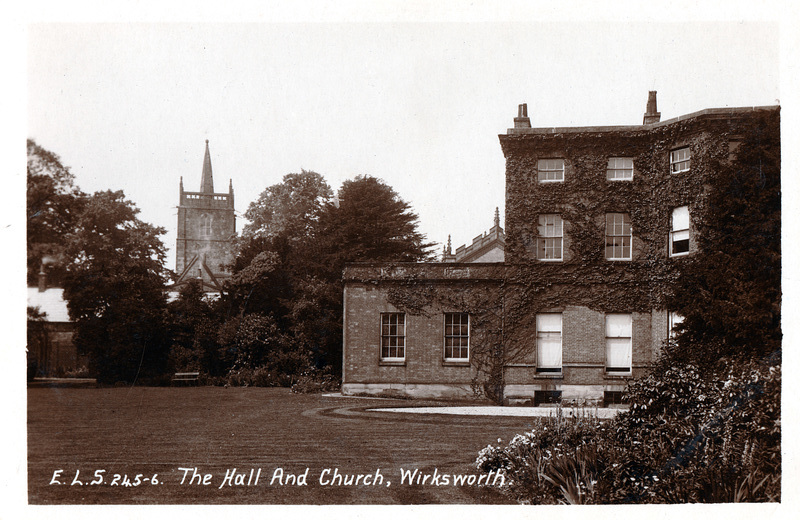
(28, 387, 541, 504)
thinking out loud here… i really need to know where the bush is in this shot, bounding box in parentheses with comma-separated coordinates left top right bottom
(223, 366, 292, 387)
(476, 357, 780, 504)
(291, 366, 340, 394)
(476, 407, 606, 504)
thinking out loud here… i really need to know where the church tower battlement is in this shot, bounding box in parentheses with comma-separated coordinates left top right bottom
(174, 140, 236, 291)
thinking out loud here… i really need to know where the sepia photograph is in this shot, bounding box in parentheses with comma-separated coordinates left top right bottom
(10, 1, 795, 518)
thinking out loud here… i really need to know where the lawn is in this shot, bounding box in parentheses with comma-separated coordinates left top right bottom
(28, 387, 540, 504)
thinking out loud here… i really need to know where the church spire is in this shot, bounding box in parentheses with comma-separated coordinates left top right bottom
(200, 139, 214, 193)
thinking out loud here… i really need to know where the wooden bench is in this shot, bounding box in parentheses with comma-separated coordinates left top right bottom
(172, 372, 200, 385)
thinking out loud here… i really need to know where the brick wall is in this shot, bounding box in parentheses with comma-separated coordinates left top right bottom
(343, 282, 478, 398)
(342, 266, 668, 401)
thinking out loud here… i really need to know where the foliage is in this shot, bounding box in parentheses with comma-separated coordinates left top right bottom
(242, 170, 332, 240)
(224, 173, 433, 378)
(167, 279, 227, 375)
(314, 175, 434, 268)
(63, 190, 171, 384)
(476, 358, 780, 504)
(27, 139, 86, 287)
(27, 306, 48, 381)
(291, 365, 341, 394)
(217, 313, 298, 371)
(476, 407, 605, 504)
(669, 110, 781, 366)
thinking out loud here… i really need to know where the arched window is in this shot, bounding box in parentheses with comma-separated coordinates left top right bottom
(199, 214, 213, 237)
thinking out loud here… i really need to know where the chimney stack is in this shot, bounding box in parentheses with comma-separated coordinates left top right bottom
(514, 103, 531, 128)
(38, 256, 57, 292)
(38, 266, 47, 293)
(643, 91, 661, 124)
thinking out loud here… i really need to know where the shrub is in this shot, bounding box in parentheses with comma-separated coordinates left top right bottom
(476, 357, 780, 504)
(291, 366, 340, 394)
(475, 407, 606, 504)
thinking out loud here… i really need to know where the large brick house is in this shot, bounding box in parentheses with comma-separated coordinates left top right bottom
(341, 93, 779, 405)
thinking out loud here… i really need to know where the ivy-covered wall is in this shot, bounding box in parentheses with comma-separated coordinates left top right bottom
(341, 107, 779, 403)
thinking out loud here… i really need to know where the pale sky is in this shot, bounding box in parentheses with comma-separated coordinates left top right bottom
(25, 13, 783, 272)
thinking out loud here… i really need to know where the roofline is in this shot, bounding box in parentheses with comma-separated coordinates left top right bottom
(503, 104, 779, 136)
(344, 261, 507, 267)
(181, 190, 231, 197)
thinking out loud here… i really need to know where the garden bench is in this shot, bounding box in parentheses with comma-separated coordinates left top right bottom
(172, 372, 200, 385)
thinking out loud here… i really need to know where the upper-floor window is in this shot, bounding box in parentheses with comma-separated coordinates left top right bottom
(670, 206, 690, 256)
(605, 213, 632, 260)
(537, 214, 563, 261)
(380, 313, 405, 361)
(606, 313, 632, 373)
(670, 147, 691, 174)
(444, 313, 469, 361)
(536, 313, 562, 373)
(538, 158, 565, 182)
(607, 157, 633, 181)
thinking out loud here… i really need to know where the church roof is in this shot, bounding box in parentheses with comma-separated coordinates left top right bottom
(200, 139, 214, 193)
(443, 207, 505, 263)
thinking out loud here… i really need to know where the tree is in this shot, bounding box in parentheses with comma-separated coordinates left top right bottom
(225, 173, 433, 378)
(668, 111, 781, 366)
(167, 279, 227, 375)
(27, 139, 86, 287)
(242, 170, 332, 240)
(291, 175, 434, 371)
(313, 175, 434, 270)
(62, 190, 171, 384)
(27, 306, 49, 381)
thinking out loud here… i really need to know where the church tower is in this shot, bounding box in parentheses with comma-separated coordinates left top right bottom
(174, 140, 236, 291)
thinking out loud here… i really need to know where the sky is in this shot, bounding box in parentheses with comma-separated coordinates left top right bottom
(23, 10, 785, 273)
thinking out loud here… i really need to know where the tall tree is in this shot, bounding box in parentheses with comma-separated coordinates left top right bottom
(312, 174, 434, 271)
(27, 139, 86, 286)
(668, 111, 781, 366)
(63, 190, 171, 384)
(292, 175, 434, 370)
(242, 170, 332, 241)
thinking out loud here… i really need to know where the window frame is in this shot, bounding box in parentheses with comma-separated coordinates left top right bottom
(443, 313, 470, 362)
(536, 313, 562, 373)
(199, 213, 213, 237)
(537, 214, 564, 261)
(670, 147, 691, 174)
(605, 313, 632, 374)
(537, 158, 565, 183)
(380, 312, 406, 362)
(669, 311, 685, 340)
(606, 157, 634, 181)
(605, 213, 632, 261)
(670, 206, 690, 257)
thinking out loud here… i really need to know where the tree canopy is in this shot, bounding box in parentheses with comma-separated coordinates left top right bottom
(63, 190, 171, 384)
(242, 170, 332, 241)
(314, 175, 434, 268)
(27, 139, 86, 286)
(222, 173, 433, 376)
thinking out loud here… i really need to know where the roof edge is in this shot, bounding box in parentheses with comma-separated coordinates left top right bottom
(503, 104, 780, 136)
